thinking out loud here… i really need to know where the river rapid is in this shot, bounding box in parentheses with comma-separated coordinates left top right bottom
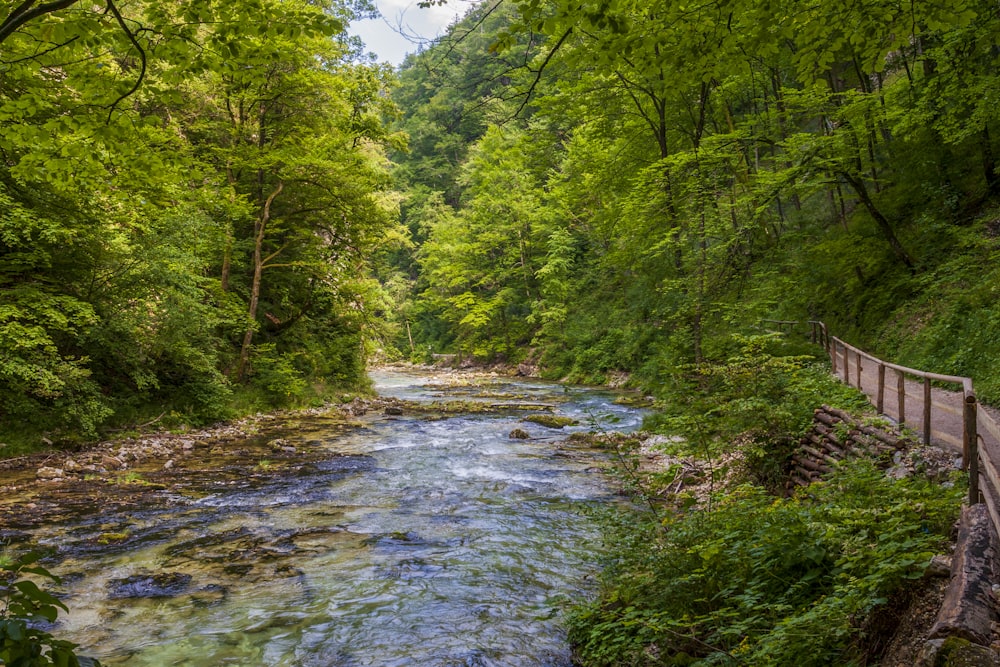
(4, 369, 645, 666)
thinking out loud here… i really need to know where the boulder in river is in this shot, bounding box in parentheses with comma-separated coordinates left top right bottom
(107, 572, 193, 599)
(101, 455, 124, 470)
(508, 428, 530, 440)
(36, 467, 64, 480)
(523, 414, 578, 429)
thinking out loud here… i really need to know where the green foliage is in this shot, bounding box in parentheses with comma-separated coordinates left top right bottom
(249, 344, 309, 404)
(648, 335, 867, 456)
(0, 0, 395, 446)
(0, 550, 100, 667)
(387, 0, 1000, 414)
(569, 463, 963, 666)
(875, 216, 1000, 403)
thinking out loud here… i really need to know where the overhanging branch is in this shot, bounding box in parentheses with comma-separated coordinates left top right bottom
(105, 0, 147, 122)
(0, 0, 80, 46)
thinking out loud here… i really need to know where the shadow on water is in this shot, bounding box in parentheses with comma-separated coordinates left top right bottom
(7, 369, 646, 666)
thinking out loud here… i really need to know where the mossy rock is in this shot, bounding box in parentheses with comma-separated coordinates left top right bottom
(920, 637, 1000, 666)
(613, 394, 655, 408)
(522, 415, 578, 429)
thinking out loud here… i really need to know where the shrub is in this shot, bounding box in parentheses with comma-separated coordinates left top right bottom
(568, 461, 963, 666)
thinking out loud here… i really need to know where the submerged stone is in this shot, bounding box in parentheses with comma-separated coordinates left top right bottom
(107, 572, 193, 599)
(190, 584, 228, 607)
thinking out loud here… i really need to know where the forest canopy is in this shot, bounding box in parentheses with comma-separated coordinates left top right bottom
(0, 0, 400, 446)
(383, 0, 1000, 406)
(6, 0, 1000, 445)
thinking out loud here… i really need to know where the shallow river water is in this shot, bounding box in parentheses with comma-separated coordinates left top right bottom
(15, 370, 645, 666)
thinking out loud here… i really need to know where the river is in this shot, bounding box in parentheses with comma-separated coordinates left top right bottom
(6, 369, 645, 666)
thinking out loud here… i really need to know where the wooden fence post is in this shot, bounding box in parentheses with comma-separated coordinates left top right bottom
(831, 340, 838, 374)
(843, 346, 850, 384)
(876, 363, 885, 413)
(855, 350, 862, 389)
(964, 395, 979, 504)
(897, 370, 906, 424)
(922, 378, 932, 445)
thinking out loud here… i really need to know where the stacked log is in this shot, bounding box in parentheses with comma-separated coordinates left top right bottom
(788, 405, 913, 492)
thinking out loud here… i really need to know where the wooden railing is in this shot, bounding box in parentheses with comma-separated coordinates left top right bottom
(762, 319, 1000, 530)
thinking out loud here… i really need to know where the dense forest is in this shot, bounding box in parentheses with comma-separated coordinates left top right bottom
(0, 0, 400, 448)
(4, 0, 1000, 663)
(384, 0, 1000, 406)
(6, 0, 1000, 444)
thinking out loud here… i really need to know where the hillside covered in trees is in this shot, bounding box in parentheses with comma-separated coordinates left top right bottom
(384, 0, 1000, 406)
(4, 0, 1000, 665)
(0, 0, 400, 448)
(5, 0, 1000, 445)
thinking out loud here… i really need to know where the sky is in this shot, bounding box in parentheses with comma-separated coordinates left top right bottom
(349, 0, 468, 66)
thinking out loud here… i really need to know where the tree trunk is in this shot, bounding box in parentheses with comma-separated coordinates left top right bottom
(236, 181, 284, 382)
(983, 125, 999, 196)
(929, 503, 999, 646)
(839, 171, 915, 269)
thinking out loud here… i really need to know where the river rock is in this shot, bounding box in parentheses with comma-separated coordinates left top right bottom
(189, 584, 228, 607)
(107, 572, 193, 599)
(101, 455, 124, 470)
(268, 438, 289, 450)
(63, 458, 82, 472)
(509, 428, 530, 440)
(523, 414, 577, 429)
(384, 406, 404, 416)
(36, 466, 64, 480)
(918, 637, 1000, 666)
(163, 459, 175, 470)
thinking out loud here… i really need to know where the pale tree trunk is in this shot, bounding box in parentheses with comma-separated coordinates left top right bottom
(221, 229, 232, 292)
(237, 181, 284, 382)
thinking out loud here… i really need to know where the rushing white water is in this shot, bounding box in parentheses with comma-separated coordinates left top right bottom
(33, 370, 645, 666)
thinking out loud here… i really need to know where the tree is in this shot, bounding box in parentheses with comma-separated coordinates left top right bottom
(0, 0, 397, 443)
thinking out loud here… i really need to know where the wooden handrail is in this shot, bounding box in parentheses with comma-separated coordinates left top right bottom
(774, 319, 984, 508)
(828, 335, 975, 398)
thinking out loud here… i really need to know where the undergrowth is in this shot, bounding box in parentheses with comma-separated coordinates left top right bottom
(569, 335, 965, 666)
(569, 464, 963, 666)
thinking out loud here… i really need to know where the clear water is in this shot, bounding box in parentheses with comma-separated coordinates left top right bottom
(32, 370, 644, 666)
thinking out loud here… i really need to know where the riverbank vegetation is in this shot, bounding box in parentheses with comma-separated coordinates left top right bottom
(570, 459, 963, 665)
(567, 337, 965, 665)
(0, 0, 398, 452)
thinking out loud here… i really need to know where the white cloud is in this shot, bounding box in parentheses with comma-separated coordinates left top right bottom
(350, 0, 470, 66)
